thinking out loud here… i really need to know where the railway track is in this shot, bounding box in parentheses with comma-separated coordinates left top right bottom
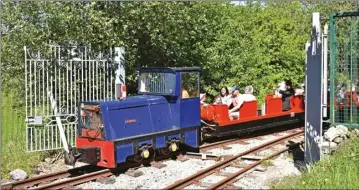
(164, 129, 304, 189)
(1, 165, 103, 189)
(199, 125, 303, 151)
(2, 128, 303, 190)
(31, 168, 113, 189)
(1, 161, 148, 190)
(0, 153, 193, 190)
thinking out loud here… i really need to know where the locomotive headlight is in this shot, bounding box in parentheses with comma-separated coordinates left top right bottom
(170, 143, 178, 152)
(141, 149, 150, 159)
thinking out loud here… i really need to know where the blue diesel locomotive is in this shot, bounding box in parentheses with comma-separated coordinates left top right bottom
(69, 66, 305, 168)
(73, 67, 202, 168)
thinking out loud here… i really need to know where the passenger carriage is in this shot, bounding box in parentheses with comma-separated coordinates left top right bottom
(200, 94, 305, 139)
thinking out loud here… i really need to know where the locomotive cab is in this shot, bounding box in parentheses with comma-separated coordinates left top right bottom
(72, 67, 202, 168)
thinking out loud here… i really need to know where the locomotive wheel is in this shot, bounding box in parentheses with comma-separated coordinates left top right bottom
(132, 153, 144, 163)
(129, 147, 156, 163)
(159, 147, 171, 156)
(142, 148, 156, 166)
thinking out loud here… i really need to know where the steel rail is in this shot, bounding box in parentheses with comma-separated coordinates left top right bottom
(199, 127, 303, 151)
(164, 129, 304, 190)
(1, 152, 184, 190)
(2, 128, 303, 190)
(30, 168, 112, 190)
(200, 138, 244, 151)
(209, 141, 304, 189)
(1, 165, 100, 190)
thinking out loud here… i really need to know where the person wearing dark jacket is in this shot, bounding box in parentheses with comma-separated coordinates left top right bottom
(279, 80, 295, 111)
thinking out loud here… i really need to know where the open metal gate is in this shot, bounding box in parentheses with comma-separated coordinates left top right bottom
(330, 12, 359, 129)
(25, 43, 121, 152)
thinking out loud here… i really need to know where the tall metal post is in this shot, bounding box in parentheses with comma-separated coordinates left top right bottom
(329, 13, 336, 125)
(305, 12, 324, 165)
(323, 24, 328, 118)
(114, 47, 126, 99)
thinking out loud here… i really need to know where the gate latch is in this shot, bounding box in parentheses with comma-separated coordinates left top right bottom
(25, 116, 43, 125)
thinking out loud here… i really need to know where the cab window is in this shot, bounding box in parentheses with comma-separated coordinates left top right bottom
(181, 72, 199, 99)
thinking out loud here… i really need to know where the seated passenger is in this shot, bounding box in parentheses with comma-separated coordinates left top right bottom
(295, 83, 305, 95)
(229, 85, 256, 120)
(181, 85, 190, 99)
(214, 95, 221, 104)
(214, 87, 232, 106)
(200, 93, 208, 105)
(228, 86, 233, 97)
(279, 80, 295, 111)
(274, 81, 286, 97)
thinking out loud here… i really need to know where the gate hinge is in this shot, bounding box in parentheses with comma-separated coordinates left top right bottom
(25, 116, 43, 125)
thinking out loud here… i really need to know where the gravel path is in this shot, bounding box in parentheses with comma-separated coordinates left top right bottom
(232, 152, 303, 189)
(79, 159, 216, 189)
(76, 132, 301, 189)
(0, 130, 299, 189)
(207, 135, 279, 156)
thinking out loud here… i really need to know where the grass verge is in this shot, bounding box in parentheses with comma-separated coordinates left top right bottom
(1, 94, 44, 179)
(272, 135, 359, 189)
(261, 159, 274, 167)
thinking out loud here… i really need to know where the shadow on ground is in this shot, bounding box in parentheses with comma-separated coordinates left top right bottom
(287, 140, 308, 173)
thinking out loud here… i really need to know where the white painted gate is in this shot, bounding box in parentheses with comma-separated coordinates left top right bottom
(25, 43, 124, 152)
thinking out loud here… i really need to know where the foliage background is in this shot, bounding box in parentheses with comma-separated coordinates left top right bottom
(0, 1, 357, 178)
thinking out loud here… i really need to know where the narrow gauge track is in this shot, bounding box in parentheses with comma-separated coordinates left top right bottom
(165, 129, 304, 189)
(1, 165, 101, 189)
(30, 168, 114, 190)
(182, 127, 303, 161)
(199, 126, 303, 151)
(2, 127, 303, 190)
(1, 153, 188, 190)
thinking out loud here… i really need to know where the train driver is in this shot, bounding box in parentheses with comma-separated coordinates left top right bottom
(229, 85, 256, 120)
(181, 85, 190, 99)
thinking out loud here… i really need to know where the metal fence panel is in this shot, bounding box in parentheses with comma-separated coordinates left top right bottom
(330, 12, 359, 129)
(25, 43, 117, 152)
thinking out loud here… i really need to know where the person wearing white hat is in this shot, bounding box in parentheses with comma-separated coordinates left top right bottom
(200, 93, 206, 103)
(200, 93, 209, 107)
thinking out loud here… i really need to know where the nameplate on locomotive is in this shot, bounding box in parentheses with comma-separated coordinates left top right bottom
(125, 119, 137, 124)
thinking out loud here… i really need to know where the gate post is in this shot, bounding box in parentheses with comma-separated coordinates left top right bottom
(114, 47, 126, 99)
(305, 12, 326, 165)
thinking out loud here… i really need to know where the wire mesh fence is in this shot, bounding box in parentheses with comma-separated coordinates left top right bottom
(330, 12, 359, 128)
